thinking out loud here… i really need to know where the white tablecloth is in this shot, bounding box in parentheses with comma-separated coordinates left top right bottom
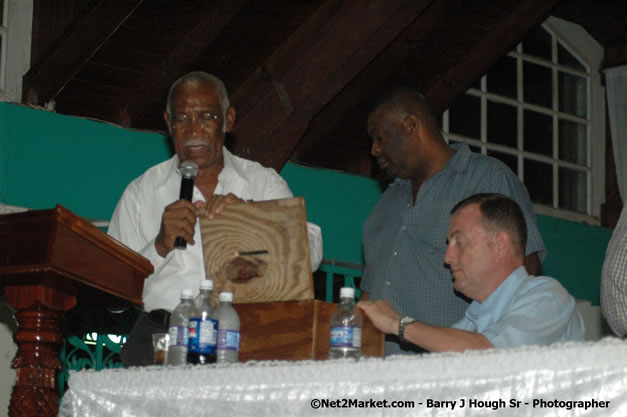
(59, 338, 627, 417)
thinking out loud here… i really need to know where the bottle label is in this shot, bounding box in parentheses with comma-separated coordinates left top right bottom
(168, 325, 189, 348)
(188, 318, 218, 354)
(330, 326, 362, 348)
(217, 329, 240, 351)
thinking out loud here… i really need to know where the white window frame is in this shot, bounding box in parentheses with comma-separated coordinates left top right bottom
(0, 0, 33, 102)
(0, 0, 7, 92)
(442, 17, 605, 225)
(543, 17, 605, 224)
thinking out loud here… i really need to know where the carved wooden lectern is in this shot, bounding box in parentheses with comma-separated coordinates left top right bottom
(0, 205, 152, 417)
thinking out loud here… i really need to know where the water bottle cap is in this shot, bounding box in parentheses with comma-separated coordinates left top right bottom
(199, 279, 213, 290)
(181, 288, 193, 299)
(219, 292, 233, 302)
(339, 287, 355, 299)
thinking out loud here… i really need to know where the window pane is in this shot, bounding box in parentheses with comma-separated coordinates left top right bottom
(487, 101, 517, 148)
(559, 119, 586, 165)
(524, 159, 552, 205)
(0, 0, 4, 26)
(449, 94, 480, 139)
(487, 55, 517, 99)
(559, 167, 586, 213)
(558, 44, 585, 72)
(524, 110, 552, 157)
(487, 150, 518, 176)
(522, 26, 551, 60)
(559, 72, 587, 118)
(523, 62, 552, 108)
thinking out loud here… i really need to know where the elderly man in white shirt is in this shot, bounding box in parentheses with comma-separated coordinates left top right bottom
(108, 71, 323, 366)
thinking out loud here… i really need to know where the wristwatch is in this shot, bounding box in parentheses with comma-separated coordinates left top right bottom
(398, 316, 416, 342)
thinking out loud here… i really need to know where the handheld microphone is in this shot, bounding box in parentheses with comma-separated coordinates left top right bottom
(174, 160, 199, 249)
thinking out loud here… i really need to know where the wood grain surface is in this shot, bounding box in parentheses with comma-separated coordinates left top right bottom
(199, 197, 314, 303)
(234, 300, 384, 361)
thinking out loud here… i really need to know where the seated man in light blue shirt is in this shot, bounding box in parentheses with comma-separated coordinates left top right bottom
(358, 193, 585, 352)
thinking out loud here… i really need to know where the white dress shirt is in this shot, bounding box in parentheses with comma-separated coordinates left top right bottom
(108, 147, 323, 312)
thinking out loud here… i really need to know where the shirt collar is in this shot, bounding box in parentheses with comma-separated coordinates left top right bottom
(392, 142, 471, 187)
(446, 142, 471, 174)
(483, 265, 529, 317)
(464, 265, 528, 324)
(218, 147, 248, 185)
(171, 153, 182, 175)
(170, 147, 247, 183)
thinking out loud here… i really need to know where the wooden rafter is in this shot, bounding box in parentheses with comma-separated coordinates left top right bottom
(291, 0, 560, 173)
(291, 0, 450, 163)
(23, 0, 144, 105)
(123, 0, 251, 126)
(425, 0, 560, 110)
(229, 0, 434, 172)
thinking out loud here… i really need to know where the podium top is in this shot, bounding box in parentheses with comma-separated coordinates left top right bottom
(0, 204, 152, 307)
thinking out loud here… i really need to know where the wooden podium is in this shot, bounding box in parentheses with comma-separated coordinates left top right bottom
(0, 205, 152, 417)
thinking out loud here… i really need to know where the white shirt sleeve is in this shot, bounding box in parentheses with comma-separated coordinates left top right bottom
(307, 222, 323, 272)
(108, 182, 166, 272)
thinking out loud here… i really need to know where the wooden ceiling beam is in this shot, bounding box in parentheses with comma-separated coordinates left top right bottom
(22, 0, 144, 106)
(292, 0, 560, 177)
(291, 0, 450, 162)
(424, 0, 560, 112)
(230, 0, 434, 172)
(122, 0, 251, 126)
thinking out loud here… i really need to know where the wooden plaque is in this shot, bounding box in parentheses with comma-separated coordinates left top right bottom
(199, 197, 313, 303)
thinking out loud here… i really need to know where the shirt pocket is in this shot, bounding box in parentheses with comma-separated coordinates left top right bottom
(403, 201, 450, 255)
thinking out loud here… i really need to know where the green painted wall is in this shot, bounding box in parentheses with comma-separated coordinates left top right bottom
(281, 162, 382, 265)
(0, 103, 612, 304)
(282, 160, 614, 304)
(538, 216, 612, 305)
(0, 103, 170, 220)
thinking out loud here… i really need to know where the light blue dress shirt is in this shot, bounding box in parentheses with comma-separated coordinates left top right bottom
(452, 266, 586, 348)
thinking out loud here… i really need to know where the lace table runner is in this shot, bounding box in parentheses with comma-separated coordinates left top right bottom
(59, 338, 627, 417)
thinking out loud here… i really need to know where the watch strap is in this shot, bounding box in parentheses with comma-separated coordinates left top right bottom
(398, 316, 416, 342)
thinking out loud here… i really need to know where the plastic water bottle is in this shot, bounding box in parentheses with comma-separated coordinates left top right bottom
(187, 280, 218, 364)
(329, 287, 362, 360)
(167, 289, 193, 366)
(216, 292, 240, 364)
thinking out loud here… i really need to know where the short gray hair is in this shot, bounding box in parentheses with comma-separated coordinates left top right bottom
(165, 71, 230, 116)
